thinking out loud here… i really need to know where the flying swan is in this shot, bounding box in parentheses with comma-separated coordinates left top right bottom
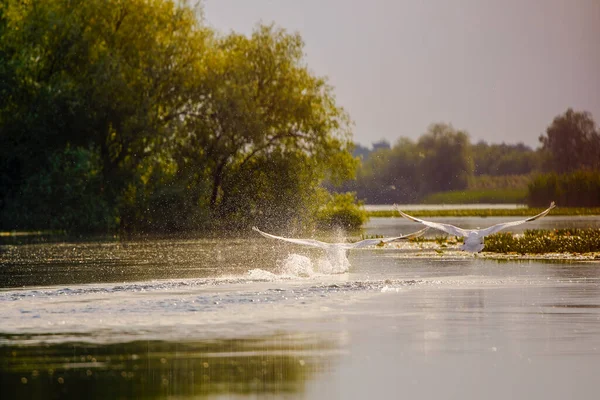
(394, 202, 556, 253)
(252, 226, 428, 272)
(252, 226, 428, 249)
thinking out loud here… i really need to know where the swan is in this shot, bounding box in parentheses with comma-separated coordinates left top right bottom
(252, 226, 428, 272)
(394, 202, 556, 253)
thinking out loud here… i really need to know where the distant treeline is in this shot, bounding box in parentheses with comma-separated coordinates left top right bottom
(344, 109, 600, 207)
(0, 0, 363, 233)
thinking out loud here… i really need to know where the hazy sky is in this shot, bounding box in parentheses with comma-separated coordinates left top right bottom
(203, 0, 600, 149)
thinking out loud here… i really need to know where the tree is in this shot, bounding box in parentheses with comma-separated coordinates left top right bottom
(0, 4, 360, 233)
(175, 24, 357, 229)
(539, 108, 600, 173)
(472, 141, 539, 176)
(417, 123, 473, 194)
(0, 0, 211, 231)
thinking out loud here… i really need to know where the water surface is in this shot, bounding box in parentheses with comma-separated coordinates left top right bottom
(1, 221, 600, 399)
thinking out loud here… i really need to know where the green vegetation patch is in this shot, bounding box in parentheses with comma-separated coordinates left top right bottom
(368, 207, 600, 218)
(316, 193, 368, 230)
(483, 229, 600, 254)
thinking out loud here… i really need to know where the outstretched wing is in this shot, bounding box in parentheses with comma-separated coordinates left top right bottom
(348, 227, 430, 248)
(478, 202, 556, 237)
(394, 205, 469, 237)
(252, 227, 330, 249)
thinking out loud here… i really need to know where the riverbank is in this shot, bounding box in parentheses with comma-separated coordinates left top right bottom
(367, 206, 600, 218)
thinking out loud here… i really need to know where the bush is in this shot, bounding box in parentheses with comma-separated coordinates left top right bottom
(316, 192, 368, 230)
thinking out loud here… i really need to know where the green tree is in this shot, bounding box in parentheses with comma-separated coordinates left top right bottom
(1, 145, 113, 232)
(539, 108, 600, 173)
(175, 24, 357, 229)
(417, 123, 473, 194)
(0, 0, 211, 231)
(0, 3, 360, 233)
(472, 141, 539, 176)
(348, 138, 420, 204)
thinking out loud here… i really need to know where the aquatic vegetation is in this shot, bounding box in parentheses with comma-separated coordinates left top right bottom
(368, 207, 600, 218)
(483, 229, 600, 254)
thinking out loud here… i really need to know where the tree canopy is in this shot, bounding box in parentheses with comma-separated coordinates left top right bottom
(539, 108, 600, 173)
(0, 0, 357, 233)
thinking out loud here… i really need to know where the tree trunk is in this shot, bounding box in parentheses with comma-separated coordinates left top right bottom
(210, 161, 226, 210)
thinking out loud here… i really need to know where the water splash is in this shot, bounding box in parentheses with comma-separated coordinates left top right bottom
(278, 254, 315, 277)
(315, 253, 350, 274)
(246, 268, 279, 280)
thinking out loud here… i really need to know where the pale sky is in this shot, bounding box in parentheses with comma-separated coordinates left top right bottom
(203, 0, 600, 149)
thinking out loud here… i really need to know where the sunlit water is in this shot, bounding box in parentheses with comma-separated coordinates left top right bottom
(1, 217, 600, 399)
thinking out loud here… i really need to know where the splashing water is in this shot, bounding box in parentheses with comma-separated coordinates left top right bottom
(316, 248, 350, 274)
(245, 268, 280, 280)
(246, 250, 350, 280)
(279, 254, 315, 277)
(245, 254, 316, 280)
(281, 251, 350, 276)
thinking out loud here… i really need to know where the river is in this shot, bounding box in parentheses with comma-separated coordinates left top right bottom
(1, 217, 599, 399)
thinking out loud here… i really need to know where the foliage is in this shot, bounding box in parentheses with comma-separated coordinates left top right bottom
(350, 108, 599, 206)
(344, 138, 420, 204)
(316, 192, 368, 230)
(177, 24, 356, 226)
(344, 124, 473, 204)
(471, 141, 539, 176)
(0, 1, 358, 234)
(527, 170, 600, 207)
(417, 123, 473, 194)
(538, 108, 600, 173)
(483, 229, 600, 254)
(0, 146, 114, 232)
(348, 125, 542, 205)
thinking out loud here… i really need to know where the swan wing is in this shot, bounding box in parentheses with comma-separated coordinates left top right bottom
(348, 227, 429, 248)
(394, 206, 468, 237)
(252, 227, 330, 249)
(478, 202, 556, 237)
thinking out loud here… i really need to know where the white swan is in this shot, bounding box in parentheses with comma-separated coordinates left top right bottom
(252, 226, 428, 272)
(394, 202, 556, 253)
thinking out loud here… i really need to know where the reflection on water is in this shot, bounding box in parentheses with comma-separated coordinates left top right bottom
(0, 334, 335, 399)
(2, 223, 600, 399)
